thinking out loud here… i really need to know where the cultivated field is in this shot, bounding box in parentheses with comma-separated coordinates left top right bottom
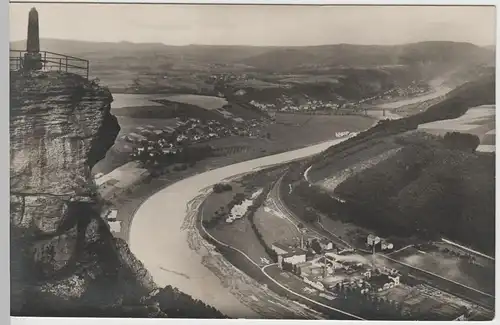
(208, 217, 272, 267)
(111, 93, 167, 109)
(229, 79, 284, 89)
(267, 114, 374, 150)
(278, 75, 341, 85)
(388, 245, 494, 295)
(165, 94, 228, 110)
(418, 104, 495, 152)
(253, 201, 301, 247)
(380, 284, 463, 319)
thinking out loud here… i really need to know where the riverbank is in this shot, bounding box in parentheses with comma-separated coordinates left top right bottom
(128, 137, 353, 317)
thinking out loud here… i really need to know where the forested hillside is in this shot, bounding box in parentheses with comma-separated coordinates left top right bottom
(334, 136, 495, 255)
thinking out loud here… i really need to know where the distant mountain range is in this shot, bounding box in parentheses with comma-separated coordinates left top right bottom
(10, 39, 495, 72)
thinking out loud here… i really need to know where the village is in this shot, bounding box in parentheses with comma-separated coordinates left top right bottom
(246, 82, 429, 114)
(120, 117, 266, 163)
(251, 97, 341, 113)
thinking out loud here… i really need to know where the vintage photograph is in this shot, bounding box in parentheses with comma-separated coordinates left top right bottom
(9, 2, 495, 320)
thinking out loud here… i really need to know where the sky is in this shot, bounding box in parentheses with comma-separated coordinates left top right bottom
(9, 3, 497, 46)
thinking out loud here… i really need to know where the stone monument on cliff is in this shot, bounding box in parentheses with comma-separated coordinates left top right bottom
(23, 7, 43, 71)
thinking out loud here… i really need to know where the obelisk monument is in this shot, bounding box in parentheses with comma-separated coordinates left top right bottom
(23, 7, 43, 71)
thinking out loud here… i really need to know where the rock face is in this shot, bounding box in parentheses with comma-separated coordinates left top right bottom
(10, 71, 163, 316)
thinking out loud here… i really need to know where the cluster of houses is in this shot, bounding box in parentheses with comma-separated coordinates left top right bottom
(389, 82, 429, 98)
(278, 96, 340, 112)
(345, 82, 430, 108)
(123, 117, 265, 160)
(209, 73, 250, 83)
(249, 98, 342, 113)
(249, 100, 276, 111)
(271, 237, 401, 296)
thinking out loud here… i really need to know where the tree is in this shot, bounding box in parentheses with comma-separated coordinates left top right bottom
(311, 238, 322, 254)
(443, 132, 480, 152)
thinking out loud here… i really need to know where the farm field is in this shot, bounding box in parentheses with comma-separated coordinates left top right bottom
(266, 114, 374, 150)
(201, 166, 289, 266)
(417, 104, 495, 152)
(229, 79, 284, 89)
(111, 93, 167, 109)
(114, 116, 179, 134)
(224, 102, 268, 121)
(388, 245, 495, 296)
(253, 201, 301, 247)
(380, 255, 494, 310)
(377, 284, 463, 320)
(165, 94, 228, 110)
(207, 216, 271, 267)
(278, 75, 341, 85)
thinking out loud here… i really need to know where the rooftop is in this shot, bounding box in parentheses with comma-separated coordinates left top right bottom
(272, 242, 307, 255)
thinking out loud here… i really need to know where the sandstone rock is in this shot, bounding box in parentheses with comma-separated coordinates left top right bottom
(25, 195, 70, 234)
(32, 224, 78, 275)
(114, 238, 158, 292)
(10, 71, 116, 196)
(40, 274, 87, 300)
(84, 218, 102, 244)
(10, 195, 24, 227)
(9, 70, 219, 318)
(10, 71, 161, 316)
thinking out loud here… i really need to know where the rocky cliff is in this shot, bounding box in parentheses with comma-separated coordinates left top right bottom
(10, 71, 165, 317)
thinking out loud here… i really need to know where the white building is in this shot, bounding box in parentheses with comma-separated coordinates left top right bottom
(282, 252, 307, 266)
(272, 242, 307, 269)
(389, 275, 400, 286)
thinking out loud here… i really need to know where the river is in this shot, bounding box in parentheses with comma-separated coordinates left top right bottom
(129, 137, 350, 317)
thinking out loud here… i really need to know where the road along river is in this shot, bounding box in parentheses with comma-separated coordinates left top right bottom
(129, 136, 353, 318)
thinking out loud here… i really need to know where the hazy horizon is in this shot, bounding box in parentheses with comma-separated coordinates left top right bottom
(9, 37, 496, 48)
(10, 4, 496, 47)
